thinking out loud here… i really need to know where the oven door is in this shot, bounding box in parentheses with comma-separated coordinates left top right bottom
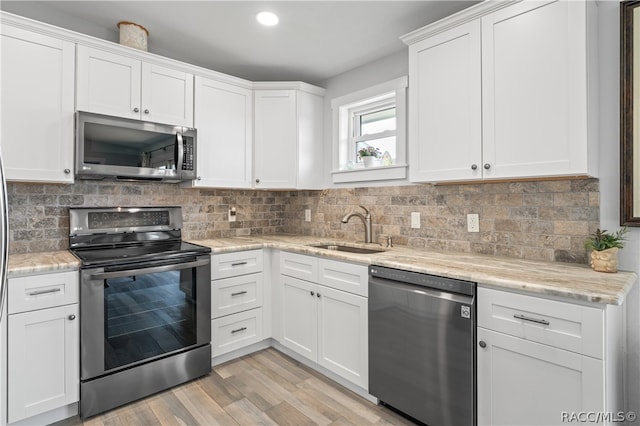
(80, 254, 211, 381)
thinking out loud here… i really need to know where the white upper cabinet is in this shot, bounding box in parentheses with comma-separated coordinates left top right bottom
(407, 20, 482, 182)
(77, 46, 194, 127)
(184, 76, 253, 188)
(403, 0, 598, 182)
(253, 85, 324, 189)
(0, 25, 75, 183)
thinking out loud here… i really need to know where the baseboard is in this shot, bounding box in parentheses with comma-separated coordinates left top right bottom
(9, 403, 78, 426)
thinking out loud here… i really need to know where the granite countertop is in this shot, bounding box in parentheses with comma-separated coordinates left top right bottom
(7, 235, 637, 305)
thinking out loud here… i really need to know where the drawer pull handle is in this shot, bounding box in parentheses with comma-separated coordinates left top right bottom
(514, 314, 550, 326)
(231, 327, 247, 334)
(231, 291, 247, 296)
(28, 288, 61, 296)
(231, 261, 248, 267)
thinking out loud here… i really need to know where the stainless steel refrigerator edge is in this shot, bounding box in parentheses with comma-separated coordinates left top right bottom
(0, 149, 9, 426)
(369, 265, 476, 426)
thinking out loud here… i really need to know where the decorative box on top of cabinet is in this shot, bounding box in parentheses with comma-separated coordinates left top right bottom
(211, 250, 265, 357)
(253, 83, 325, 189)
(6, 270, 79, 424)
(402, 0, 598, 183)
(277, 251, 369, 389)
(0, 24, 75, 183)
(76, 45, 194, 127)
(476, 286, 622, 426)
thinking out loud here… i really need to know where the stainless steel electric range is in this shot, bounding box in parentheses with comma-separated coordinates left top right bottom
(68, 206, 211, 419)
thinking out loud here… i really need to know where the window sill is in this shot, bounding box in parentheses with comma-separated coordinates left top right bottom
(331, 164, 407, 183)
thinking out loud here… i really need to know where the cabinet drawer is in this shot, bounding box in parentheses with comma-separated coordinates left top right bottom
(8, 271, 78, 314)
(211, 250, 263, 279)
(212, 273, 263, 319)
(211, 308, 263, 357)
(478, 287, 603, 359)
(280, 251, 317, 282)
(318, 258, 368, 297)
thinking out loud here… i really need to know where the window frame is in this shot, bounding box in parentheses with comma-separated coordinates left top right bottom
(331, 76, 408, 183)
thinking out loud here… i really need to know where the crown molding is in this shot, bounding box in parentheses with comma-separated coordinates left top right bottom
(400, 0, 520, 45)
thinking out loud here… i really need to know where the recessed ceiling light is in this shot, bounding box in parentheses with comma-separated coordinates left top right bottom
(256, 11, 279, 26)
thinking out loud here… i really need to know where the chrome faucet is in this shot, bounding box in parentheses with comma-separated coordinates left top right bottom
(341, 205, 373, 243)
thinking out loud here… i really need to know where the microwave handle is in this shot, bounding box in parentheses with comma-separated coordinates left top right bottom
(89, 258, 209, 280)
(176, 132, 184, 171)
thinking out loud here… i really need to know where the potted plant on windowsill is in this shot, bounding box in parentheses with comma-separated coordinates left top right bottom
(358, 146, 382, 168)
(584, 227, 628, 273)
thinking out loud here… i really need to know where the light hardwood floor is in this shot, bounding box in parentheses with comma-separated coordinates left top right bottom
(56, 348, 416, 426)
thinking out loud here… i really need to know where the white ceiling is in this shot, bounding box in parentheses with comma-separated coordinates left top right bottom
(0, 1, 479, 85)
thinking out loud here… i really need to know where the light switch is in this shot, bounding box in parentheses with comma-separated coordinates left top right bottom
(305, 209, 311, 222)
(467, 214, 479, 232)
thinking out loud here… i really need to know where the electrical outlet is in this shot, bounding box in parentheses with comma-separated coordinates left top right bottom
(305, 209, 311, 222)
(467, 213, 479, 232)
(411, 212, 421, 229)
(228, 207, 237, 222)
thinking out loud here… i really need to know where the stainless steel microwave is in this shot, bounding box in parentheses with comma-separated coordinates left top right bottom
(75, 111, 196, 182)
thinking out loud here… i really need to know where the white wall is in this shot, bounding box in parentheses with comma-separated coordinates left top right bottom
(597, 1, 639, 421)
(318, 49, 410, 188)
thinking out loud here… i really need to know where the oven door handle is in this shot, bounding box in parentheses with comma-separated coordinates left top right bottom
(89, 258, 210, 280)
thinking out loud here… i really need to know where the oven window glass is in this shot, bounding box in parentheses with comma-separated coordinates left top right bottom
(83, 121, 177, 170)
(104, 268, 196, 371)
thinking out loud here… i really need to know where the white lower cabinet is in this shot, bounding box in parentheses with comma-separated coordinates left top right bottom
(210, 250, 265, 358)
(477, 287, 621, 426)
(6, 271, 79, 424)
(477, 327, 603, 426)
(279, 253, 368, 389)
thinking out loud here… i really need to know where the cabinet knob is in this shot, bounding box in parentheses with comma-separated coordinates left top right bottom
(133, 107, 140, 113)
(484, 163, 491, 170)
(317, 293, 321, 298)
(471, 164, 478, 171)
(64, 168, 71, 174)
(197, 176, 202, 181)
(478, 340, 486, 348)
(310, 291, 315, 296)
(68, 314, 76, 321)
(144, 109, 150, 114)
(255, 178, 260, 184)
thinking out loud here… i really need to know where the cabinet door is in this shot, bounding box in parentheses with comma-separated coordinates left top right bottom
(191, 77, 252, 188)
(481, 0, 589, 178)
(408, 20, 482, 183)
(76, 46, 141, 120)
(477, 327, 603, 426)
(317, 286, 368, 389)
(141, 63, 194, 127)
(1, 26, 75, 182)
(8, 304, 79, 423)
(254, 90, 298, 189)
(280, 275, 317, 361)
(211, 307, 263, 357)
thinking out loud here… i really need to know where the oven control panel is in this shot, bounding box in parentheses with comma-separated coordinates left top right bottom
(69, 207, 182, 235)
(88, 210, 170, 229)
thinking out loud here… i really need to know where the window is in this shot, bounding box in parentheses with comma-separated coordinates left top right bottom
(331, 77, 407, 183)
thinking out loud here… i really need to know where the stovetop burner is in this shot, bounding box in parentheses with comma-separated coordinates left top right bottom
(68, 207, 211, 268)
(71, 240, 211, 268)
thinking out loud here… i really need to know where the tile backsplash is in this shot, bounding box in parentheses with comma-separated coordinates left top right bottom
(8, 178, 599, 264)
(285, 179, 599, 264)
(7, 181, 288, 254)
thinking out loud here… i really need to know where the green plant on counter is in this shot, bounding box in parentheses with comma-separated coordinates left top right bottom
(584, 227, 629, 251)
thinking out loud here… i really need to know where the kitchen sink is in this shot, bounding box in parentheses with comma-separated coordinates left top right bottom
(309, 243, 385, 254)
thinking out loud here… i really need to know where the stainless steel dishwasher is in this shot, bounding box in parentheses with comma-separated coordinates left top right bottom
(369, 265, 476, 426)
